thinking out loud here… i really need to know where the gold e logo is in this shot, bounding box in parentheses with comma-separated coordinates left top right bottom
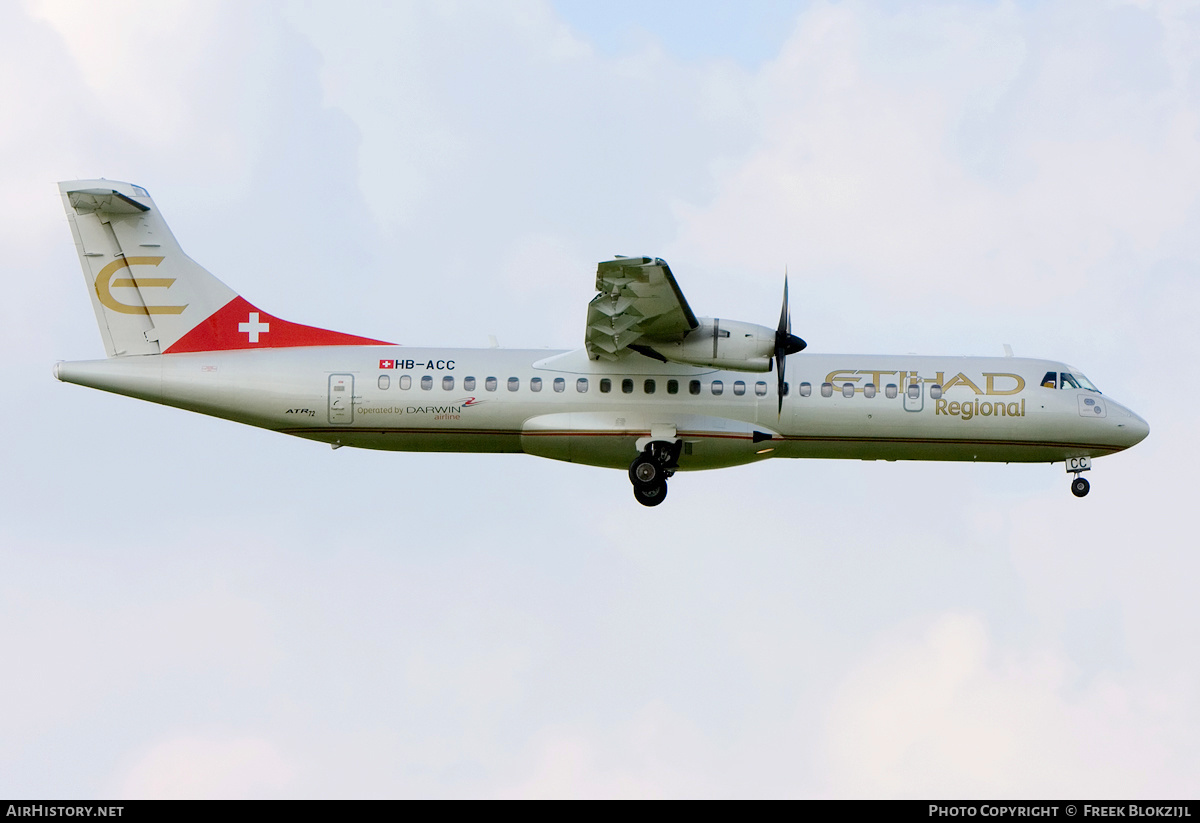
(95, 257, 186, 315)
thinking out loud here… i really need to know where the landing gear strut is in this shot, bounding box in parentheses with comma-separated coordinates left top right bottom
(630, 440, 682, 507)
(1066, 456, 1091, 498)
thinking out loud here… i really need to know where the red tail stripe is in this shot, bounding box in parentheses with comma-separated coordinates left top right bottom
(164, 296, 392, 353)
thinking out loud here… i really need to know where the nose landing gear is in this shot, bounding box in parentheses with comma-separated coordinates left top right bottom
(1066, 455, 1091, 498)
(629, 440, 682, 507)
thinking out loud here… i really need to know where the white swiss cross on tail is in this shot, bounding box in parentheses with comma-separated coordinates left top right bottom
(238, 312, 270, 343)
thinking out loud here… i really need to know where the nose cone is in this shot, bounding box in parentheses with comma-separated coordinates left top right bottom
(1108, 400, 1150, 449)
(1128, 411, 1150, 445)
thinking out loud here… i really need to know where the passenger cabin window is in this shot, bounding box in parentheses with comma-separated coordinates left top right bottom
(842, 383, 855, 398)
(508, 377, 519, 392)
(864, 383, 876, 398)
(399, 375, 412, 390)
(1041, 371, 1057, 389)
(711, 380, 724, 396)
(464, 376, 476, 391)
(485, 377, 498, 392)
(799, 382, 811, 397)
(600, 378, 612, 393)
(443, 376, 454, 390)
(622, 379, 634, 394)
(689, 380, 701, 395)
(421, 375, 433, 390)
(885, 383, 898, 399)
(576, 378, 588, 393)
(553, 377, 565, 393)
(821, 382, 833, 398)
(755, 381, 768, 397)
(907, 383, 920, 400)
(929, 384, 942, 399)
(378, 375, 390, 390)
(667, 380, 679, 395)
(782, 382, 789, 396)
(531, 377, 543, 392)
(733, 381, 746, 396)
(644, 379, 656, 394)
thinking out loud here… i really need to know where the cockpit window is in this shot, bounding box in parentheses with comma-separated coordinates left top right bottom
(1041, 371, 1057, 389)
(1060, 372, 1100, 393)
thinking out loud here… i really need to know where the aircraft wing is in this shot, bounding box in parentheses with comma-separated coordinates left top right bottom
(584, 257, 699, 362)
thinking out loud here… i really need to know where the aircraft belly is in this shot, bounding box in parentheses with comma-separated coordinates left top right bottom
(286, 428, 523, 453)
(775, 437, 1088, 462)
(522, 411, 775, 470)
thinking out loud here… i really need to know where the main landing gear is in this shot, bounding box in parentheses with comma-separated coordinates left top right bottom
(629, 440, 682, 507)
(1066, 455, 1091, 498)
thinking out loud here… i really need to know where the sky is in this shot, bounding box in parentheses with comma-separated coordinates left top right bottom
(1, 0, 1196, 799)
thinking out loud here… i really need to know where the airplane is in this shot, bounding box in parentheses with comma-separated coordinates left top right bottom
(53, 179, 1150, 506)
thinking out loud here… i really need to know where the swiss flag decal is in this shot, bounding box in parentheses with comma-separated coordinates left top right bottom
(165, 296, 393, 353)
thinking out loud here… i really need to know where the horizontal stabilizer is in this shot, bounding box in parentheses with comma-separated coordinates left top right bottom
(68, 187, 150, 214)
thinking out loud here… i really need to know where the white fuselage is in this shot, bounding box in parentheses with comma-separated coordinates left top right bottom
(55, 346, 1150, 472)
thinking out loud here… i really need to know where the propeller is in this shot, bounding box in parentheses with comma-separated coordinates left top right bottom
(774, 276, 806, 415)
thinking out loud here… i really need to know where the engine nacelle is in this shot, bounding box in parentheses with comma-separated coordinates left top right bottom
(647, 318, 775, 372)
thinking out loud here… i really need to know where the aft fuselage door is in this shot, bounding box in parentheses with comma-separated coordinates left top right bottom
(328, 374, 354, 424)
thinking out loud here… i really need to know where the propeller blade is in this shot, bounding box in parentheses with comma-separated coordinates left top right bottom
(779, 277, 790, 336)
(774, 275, 806, 415)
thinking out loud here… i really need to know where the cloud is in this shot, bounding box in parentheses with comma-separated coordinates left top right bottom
(670, 1, 1200, 309)
(498, 704, 723, 798)
(822, 613, 1199, 797)
(118, 736, 294, 799)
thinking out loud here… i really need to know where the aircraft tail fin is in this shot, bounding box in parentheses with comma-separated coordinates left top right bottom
(59, 180, 391, 357)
